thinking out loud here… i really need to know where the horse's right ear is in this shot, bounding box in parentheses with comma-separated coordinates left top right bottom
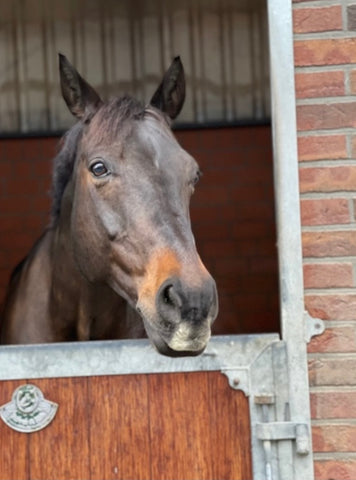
(59, 53, 103, 120)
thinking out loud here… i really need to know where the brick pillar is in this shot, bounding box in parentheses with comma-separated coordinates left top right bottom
(293, 1, 356, 478)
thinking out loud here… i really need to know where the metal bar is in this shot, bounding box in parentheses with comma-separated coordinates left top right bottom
(197, 0, 207, 121)
(79, 0, 87, 77)
(0, 334, 279, 381)
(18, 0, 29, 132)
(257, 2, 268, 119)
(99, 0, 108, 98)
(137, 4, 145, 101)
(218, 0, 227, 119)
(158, 0, 165, 75)
(267, 0, 314, 478)
(128, 3, 138, 97)
(188, 2, 198, 122)
(248, 11, 257, 118)
(227, 1, 237, 120)
(10, 2, 21, 131)
(70, 0, 77, 67)
(41, 0, 51, 130)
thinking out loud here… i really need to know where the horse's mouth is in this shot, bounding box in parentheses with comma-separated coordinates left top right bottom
(153, 339, 206, 357)
(142, 318, 210, 357)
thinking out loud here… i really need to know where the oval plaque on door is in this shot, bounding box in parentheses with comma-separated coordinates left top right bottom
(0, 384, 58, 433)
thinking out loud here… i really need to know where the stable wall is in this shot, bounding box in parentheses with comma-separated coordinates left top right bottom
(0, 125, 279, 336)
(294, 1, 356, 478)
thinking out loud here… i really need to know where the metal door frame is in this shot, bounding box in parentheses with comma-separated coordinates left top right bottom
(267, 0, 318, 477)
(0, 1, 319, 478)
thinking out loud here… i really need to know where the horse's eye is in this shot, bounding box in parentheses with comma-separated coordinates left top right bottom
(90, 161, 109, 177)
(193, 170, 202, 186)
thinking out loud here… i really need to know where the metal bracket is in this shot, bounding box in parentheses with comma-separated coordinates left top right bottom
(221, 367, 250, 396)
(304, 311, 325, 343)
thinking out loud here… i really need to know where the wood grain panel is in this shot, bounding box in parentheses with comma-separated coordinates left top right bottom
(148, 371, 252, 480)
(0, 380, 29, 480)
(88, 375, 151, 480)
(208, 373, 253, 480)
(148, 372, 213, 480)
(0, 371, 252, 480)
(28, 377, 90, 480)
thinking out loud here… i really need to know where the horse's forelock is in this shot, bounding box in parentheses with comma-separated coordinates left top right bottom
(87, 96, 145, 145)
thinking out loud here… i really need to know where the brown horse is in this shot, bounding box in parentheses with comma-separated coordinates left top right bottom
(0, 55, 218, 356)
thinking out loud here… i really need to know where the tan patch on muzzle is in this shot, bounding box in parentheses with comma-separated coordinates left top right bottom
(138, 248, 182, 301)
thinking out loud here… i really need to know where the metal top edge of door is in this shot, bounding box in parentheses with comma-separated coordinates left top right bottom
(0, 334, 280, 381)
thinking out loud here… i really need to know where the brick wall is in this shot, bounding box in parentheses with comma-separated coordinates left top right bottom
(0, 126, 279, 336)
(294, 1, 356, 478)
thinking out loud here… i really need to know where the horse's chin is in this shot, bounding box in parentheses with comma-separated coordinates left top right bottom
(152, 337, 207, 357)
(142, 319, 209, 358)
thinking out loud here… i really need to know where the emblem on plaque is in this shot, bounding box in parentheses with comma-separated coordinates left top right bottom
(0, 384, 58, 433)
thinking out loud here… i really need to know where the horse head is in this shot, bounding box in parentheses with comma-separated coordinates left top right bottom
(58, 54, 218, 356)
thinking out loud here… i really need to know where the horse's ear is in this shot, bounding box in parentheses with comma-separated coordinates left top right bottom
(59, 53, 103, 119)
(150, 56, 185, 120)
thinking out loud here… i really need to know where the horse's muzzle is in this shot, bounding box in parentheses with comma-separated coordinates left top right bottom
(145, 276, 218, 356)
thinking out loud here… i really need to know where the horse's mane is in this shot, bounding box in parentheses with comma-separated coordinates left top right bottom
(50, 95, 145, 224)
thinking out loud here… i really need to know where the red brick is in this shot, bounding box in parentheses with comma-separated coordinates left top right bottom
(312, 424, 356, 452)
(305, 294, 356, 320)
(191, 204, 237, 225)
(232, 221, 274, 239)
(310, 391, 356, 418)
(350, 134, 356, 158)
(293, 6, 342, 34)
(194, 186, 230, 206)
(250, 256, 279, 274)
(298, 134, 346, 161)
(308, 325, 356, 353)
(31, 195, 51, 213)
(314, 459, 356, 480)
(309, 357, 356, 385)
(40, 137, 57, 160)
(303, 230, 356, 257)
(297, 102, 356, 131)
(294, 38, 356, 67)
(303, 262, 353, 288)
(193, 223, 232, 241)
(0, 195, 34, 214)
(301, 198, 350, 226)
(1, 140, 24, 162)
(215, 257, 248, 275)
(5, 177, 43, 196)
(299, 166, 356, 193)
(295, 70, 345, 98)
(349, 70, 356, 95)
(231, 201, 274, 222)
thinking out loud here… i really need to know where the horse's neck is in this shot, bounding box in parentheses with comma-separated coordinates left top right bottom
(50, 221, 144, 342)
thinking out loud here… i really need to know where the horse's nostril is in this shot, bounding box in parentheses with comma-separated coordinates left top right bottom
(163, 285, 173, 304)
(161, 284, 182, 309)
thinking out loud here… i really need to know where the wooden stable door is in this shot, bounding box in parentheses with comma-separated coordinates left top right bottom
(0, 372, 252, 480)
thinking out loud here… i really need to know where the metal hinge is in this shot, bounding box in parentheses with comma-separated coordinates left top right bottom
(256, 421, 309, 455)
(254, 393, 310, 480)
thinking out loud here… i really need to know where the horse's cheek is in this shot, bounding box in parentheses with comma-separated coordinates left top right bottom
(70, 198, 110, 282)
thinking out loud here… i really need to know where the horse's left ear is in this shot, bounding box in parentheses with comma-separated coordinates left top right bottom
(59, 53, 103, 120)
(150, 56, 185, 120)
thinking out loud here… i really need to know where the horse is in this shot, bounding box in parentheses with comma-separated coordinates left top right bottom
(0, 54, 218, 356)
